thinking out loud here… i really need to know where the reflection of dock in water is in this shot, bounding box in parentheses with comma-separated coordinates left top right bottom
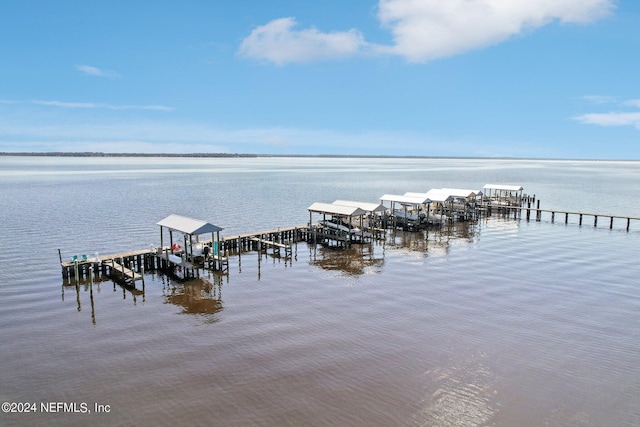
(309, 243, 384, 276)
(163, 275, 224, 317)
(386, 222, 479, 255)
(62, 273, 146, 326)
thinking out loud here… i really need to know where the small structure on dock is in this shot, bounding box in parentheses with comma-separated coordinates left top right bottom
(421, 188, 481, 222)
(157, 214, 227, 272)
(483, 184, 524, 206)
(380, 193, 432, 230)
(308, 202, 370, 247)
(333, 200, 386, 234)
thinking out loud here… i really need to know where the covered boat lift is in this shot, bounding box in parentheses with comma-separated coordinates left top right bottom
(308, 202, 369, 247)
(157, 214, 225, 270)
(333, 199, 386, 232)
(380, 194, 432, 230)
(483, 184, 524, 206)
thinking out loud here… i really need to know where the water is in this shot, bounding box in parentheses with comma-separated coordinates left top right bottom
(1, 156, 639, 426)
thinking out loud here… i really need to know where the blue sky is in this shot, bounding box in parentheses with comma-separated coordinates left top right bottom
(1, 0, 639, 158)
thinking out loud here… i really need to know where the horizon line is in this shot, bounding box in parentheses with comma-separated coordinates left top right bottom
(0, 151, 637, 162)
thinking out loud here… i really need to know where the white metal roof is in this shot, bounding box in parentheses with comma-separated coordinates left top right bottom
(483, 184, 523, 191)
(308, 202, 367, 217)
(333, 200, 386, 213)
(157, 214, 223, 235)
(421, 189, 455, 203)
(440, 188, 480, 198)
(381, 194, 431, 205)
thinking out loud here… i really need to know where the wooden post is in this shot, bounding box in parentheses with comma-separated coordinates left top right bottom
(551, 212, 555, 223)
(565, 212, 569, 224)
(627, 218, 631, 231)
(610, 217, 614, 229)
(579, 214, 583, 226)
(594, 216, 598, 227)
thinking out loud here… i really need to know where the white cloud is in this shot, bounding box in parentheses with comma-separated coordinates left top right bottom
(239, 0, 614, 64)
(238, 17, 367, 65)
(583, 95, 617, 104)
(75, 64, 121, 78)
(27, 99, 173, 111)
(623, 99, 640, 108)
(574, 96, 640, 130)
(574, 112, 640, 128)
(376, 0, 615, 62)
(0, 113, 539, 157)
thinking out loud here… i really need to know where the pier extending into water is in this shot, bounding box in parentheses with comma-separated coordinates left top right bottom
(488, 201, 640, 231)
(59, 184, 639, 286)
(59, 225, 312, 284)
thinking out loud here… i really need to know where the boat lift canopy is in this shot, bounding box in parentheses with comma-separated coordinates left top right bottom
(157, 214, 223, 235)
(308, 202, 367, 217)
(440, 188, 481, 198)
(483, 184, 523, 192)
(157, 214, 224, 259)
(380, 194, 431, 206)
(407, 190, 453, 204)
(333, 200, 386, 214)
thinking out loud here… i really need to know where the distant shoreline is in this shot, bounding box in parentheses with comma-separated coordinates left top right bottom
(0, 152, 635, 161)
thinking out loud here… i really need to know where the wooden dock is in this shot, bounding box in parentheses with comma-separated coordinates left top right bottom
(487, 204, 640, 231)
(60, 249, 153, 284)
(106, 259, 144, 283)
(60, 196, 638, 285)
(251, 237, 293, 257)
(60, 225, 310, 283)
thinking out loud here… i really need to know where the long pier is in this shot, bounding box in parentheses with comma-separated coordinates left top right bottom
(488, 204, 640, 231)
(60, 202, 638, 284)
(60, 225, 312, 283)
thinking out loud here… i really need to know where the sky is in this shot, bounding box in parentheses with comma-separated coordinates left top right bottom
(1, 0, 639, 159)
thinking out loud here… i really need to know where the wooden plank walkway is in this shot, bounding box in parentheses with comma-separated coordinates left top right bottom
(106, 259, 144, 282)
(251, 237, 293, 256)
(488, 205, 640, 230)
(60, 248, 153, 268)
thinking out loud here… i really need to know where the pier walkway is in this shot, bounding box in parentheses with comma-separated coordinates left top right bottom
(488, 205, 640, 231)
(59, 192, 638, 284)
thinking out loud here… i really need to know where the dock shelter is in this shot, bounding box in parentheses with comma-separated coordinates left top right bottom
(157, 214, 224, 265)
(483, 184, 524, 206)
(333, 200, 386, 214)
(406, 191, 454, 225)
(333, 200, 386, 230)
(308, 202, 368, 246)
(440, 188, 481, 200)
(426, 189, 481, 221)
(380, 194, 432, 230)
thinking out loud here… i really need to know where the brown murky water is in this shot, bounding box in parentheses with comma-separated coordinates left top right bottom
(1, 157, 639, 426)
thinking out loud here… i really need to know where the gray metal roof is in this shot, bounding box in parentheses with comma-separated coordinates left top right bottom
(157, 214, 223, 235)
(333, 200, 386, 213)
(308, 202, 367, 217)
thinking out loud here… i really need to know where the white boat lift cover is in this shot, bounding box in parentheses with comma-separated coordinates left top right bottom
(380, 194, 431, 205)
(440, 188, 481, 198)
(483, 184, 523, 192)
(407, 190, 453, 203)
(333, 200, 386, 213)
(157, 214, 223, 235)
(308, 202, 367, 217)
